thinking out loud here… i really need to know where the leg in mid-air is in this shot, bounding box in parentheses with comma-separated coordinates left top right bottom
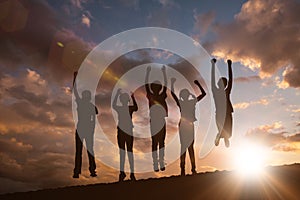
(73, 130, 83, 178)
(151, 134, 159, 172)
(158, 125, 166, 171)
(215, 117, 223, 146)
(223, 113, 233, 148)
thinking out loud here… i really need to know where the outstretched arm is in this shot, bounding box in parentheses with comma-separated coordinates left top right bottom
(226, 59, 233, 93)
(194, 80, 206, 101)
(211, 59, 217, 92)
(112, 89, 121, 110)
(145, 66, 152, 94)
(170, 78, 180, 107)
(131, 92, 138, 112)
(161, 65, 167, 94)
(73, 71, 80, 100)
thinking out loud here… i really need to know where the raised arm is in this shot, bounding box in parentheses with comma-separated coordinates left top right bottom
(211, 59, 217, 92)
(226, 59, 233, 93)
(194, 80, 206, 101)
(170, 78, 180, 107)
(112, 89, 121, 110)
(73, 71, 80, 100)
(145, 66, 152, 94)
(131, 92, 138, 112)
(161, 65, 167, 94)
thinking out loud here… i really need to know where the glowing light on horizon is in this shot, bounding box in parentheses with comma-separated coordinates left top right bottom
(234, 144, 267, 176)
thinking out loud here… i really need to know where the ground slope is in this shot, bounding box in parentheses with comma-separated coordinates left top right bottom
(1, 164, 300, 200)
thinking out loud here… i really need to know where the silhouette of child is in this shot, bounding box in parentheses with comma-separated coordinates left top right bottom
(211, 59, 233, 148)
(113, 89, 138, 181)
(73, 71, 98, 178)
(145, 65, 168, 172)
(171, 78, 206, 176)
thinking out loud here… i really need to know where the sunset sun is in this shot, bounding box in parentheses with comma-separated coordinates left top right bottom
(234, 144, 267, 176)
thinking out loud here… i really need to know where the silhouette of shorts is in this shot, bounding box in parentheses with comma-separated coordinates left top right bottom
(117, 127, 133, 152)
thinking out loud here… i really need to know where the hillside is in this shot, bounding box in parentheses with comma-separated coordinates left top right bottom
(1, 164, 300, 200)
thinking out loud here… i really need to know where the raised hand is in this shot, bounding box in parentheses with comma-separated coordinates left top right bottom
(171, 77, 176, 84)
(194, 80, 200, 86)
(130, 91, 134, 97)
(147, 66, 151, 73)
(74, 71, 78, 78)
(211, 58, 216, 64)
(117, 88, 122, 94)
(227, 59, 232, 65)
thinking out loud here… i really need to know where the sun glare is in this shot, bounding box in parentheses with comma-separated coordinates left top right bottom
(234, 144, 266, 176)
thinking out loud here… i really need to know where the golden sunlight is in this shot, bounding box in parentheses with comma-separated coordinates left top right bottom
(234, 143, 267, 176)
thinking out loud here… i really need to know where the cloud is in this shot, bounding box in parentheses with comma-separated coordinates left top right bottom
(233, 98, 269, 110)
(0, 0, 96, 86)
(288, 133, 300, 142)
(205, 0, 300, 88)
(272, 143, 299, 152)
(157, 0, 180, 8)
(119, 0, 139, 10)
(193, 10, 215, 39)
(245, 121, 285, 146)
(245, 122, 300, 152)
(234, 75, 261, 83)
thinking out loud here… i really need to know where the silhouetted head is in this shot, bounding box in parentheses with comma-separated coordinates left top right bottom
(82, 90, 91, 101)
(119, 93, 130, 105)
(179, 89, 190, 100)
(217, 77, 227, 89)
(151, 81, 162, 95)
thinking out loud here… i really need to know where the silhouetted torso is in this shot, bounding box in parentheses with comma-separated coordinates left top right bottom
(146, 87, 168, 118)
(213, 87, 233, 115)
(179, 99, 197, 122)
(114, 105, 137, 135)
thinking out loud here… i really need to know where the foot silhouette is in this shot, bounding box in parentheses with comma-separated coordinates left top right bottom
(215, 134, 220, 146)
(119, 172, 126, 182)
(224, 138, 230, 148)
(181, 169, 185, 176)
(192, 169, 197, 175)
(130, 173, 136, 181)
(73, 173, 79, 179)
(90, 172, 97, 177)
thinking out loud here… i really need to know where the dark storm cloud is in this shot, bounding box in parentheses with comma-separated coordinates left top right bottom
(0, 0, 95, 84)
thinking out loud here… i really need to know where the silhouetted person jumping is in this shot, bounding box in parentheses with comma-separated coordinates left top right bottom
(145, 65, 168, 172)
(171, 78, 206, 176)
(211, 59, 234, 148)
(73, 71, 98, 178)
(113, 89, 138, 181)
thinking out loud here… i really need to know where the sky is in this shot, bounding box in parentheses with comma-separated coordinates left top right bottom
(0, 0, 300, 194)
